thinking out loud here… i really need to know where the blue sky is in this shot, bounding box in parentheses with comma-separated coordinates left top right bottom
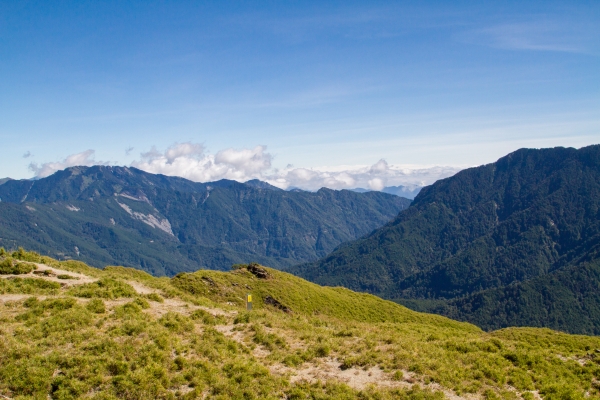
(1, 1, 599, 189)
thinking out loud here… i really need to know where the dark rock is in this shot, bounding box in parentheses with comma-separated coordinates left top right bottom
(246, 263, 271, 279)
(264, 295, 291, 313)
(201, 276, 216, 286)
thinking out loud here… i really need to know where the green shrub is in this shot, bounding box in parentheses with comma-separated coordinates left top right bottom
(24, 297, 77, 311)
(57, 274, 78, 280)
(133, 297, 150, 309)
(159, 312, 194, 333)
(251, 324, 287, 351)
(0, 277, 61, 295)
(0, 278, 60, 294)
(113, 301, 143, 318)
(190, 308, 226, 325)
(41, 306, 93, 334)
(144, 292, 164, 303)
(11, 248, 42, 263)
(283, 354, 304, 367)
(68, 278, 137, 299)
(392, 370, 404, 381)
(314, 344, 331, 358)
(86, 299, 106, 314)
(0, 258, 36, 275)
(234, 311, 252, 324)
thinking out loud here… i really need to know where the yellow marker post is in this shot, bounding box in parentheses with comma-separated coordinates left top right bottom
(246, 293, 252, 311)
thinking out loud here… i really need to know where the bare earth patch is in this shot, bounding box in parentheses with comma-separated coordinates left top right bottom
(215, 324, 247, 345)
(270, 358, 480, 399)
(271, 358, 409, 390)
(0, 263, 97, 287)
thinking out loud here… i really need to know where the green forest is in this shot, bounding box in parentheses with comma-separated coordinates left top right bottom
(293, 145, 600, 334)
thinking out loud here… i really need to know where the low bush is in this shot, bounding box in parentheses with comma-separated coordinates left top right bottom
(159, 312, 194, 333)
(57, 274, 78, 280)
(0, 257, 36, 275)
(86, 299, 106, 314)
(68, 278, 137, 299)
(0, 277, 60, 295)
(144, 292, 164, 303)
(133, 297, 150, 309)
(251, 324, 287, 351)
(190, 308, 226, 325)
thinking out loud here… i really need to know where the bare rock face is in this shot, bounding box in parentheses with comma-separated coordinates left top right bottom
(264, 295, 291, 314)
(246, 263, 271, 280)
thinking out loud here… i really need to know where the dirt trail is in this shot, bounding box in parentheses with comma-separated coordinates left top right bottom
(270, 358, 476, 398)
(0, 263, 97, 304)
(0, 263, 97, 287)
(279, 359, 408, 390)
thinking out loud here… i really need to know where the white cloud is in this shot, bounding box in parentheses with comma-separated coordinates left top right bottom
(215, 146, 272, 174)
(460, 21, 594, 54)
(164, 142, 205, 164)
(368, 178, 385, 191)
(29, 150, 106, 178)
(129, 143, 463, 191)
(131, 143, 273, 182)
(32, 143, 465, 192)
(262, 162, 462, 191)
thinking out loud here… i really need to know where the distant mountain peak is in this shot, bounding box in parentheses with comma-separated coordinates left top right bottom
(243, 179, 283, 191)
(349, 185, 422, 199)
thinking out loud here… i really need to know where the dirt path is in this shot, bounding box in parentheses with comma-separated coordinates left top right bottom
(0, 263, 97, 287)
(125, 280, 235, 320)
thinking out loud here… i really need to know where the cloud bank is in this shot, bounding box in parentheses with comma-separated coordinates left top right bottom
(29, 150, 108, 179)
(131, 143, 273, 183)
(131, 142, 463, 191)
(31, 143, 465, 191)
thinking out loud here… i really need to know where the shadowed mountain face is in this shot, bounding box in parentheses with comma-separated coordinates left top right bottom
(0, 166, 410, 276)
(291, 145, 600, 334)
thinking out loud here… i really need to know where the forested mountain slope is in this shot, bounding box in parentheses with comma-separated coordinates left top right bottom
(0, 166, 410, 275)
(292, 145, 600, 334)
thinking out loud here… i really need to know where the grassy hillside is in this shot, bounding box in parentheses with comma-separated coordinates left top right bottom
(1, 249, 599, 399)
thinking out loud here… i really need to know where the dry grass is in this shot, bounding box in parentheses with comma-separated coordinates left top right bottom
(0, 251, 599, 399)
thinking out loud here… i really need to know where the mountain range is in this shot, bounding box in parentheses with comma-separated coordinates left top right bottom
(350, 185, 422, 200)
(292, 145, 600, 335)
(0, 166, 410, 276)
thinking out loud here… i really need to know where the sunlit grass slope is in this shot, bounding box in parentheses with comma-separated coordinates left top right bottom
(1, 249, 599, 399)
(171, 265, 478, 329)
